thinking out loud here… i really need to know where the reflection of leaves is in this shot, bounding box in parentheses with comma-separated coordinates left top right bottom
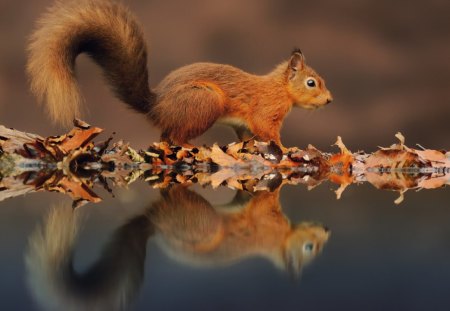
(45, 175, 102, 206)
(418, 175, 448, 189)
(0, 122, 448, 205)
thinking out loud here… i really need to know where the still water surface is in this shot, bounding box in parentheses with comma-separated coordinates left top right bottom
(0, 180, 449, 311)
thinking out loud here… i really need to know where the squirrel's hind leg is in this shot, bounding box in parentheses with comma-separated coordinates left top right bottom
(152, 82, 226, 144)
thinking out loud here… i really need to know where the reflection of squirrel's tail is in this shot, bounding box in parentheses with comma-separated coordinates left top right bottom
(27, 0, 155, 126)
(25, 205, 153, 311)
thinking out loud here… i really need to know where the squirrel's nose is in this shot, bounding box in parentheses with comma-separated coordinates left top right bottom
(325, 91, 333, 104)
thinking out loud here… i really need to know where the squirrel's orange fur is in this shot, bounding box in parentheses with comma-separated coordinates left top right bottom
(27, 0, 332, 146)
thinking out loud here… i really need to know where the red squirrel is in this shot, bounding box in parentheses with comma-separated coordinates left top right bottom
(27, 0, 333, 147)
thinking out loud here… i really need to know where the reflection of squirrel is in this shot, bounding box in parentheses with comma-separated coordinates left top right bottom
(27, 0, 332, 146)
(150, 186, 330, 277)
(25, 187, 329, 310)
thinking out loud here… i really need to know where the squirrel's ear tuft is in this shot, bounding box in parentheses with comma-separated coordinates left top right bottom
(288, 49, 305, 79)
(292, 47, 303, 55)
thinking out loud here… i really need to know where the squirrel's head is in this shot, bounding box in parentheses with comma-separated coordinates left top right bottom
(285, 49, 333, 109)
(282, 222, 330, 279)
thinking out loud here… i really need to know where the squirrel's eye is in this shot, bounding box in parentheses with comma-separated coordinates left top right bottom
(303, 242, 314, 253)
(306, 78, 316, 88)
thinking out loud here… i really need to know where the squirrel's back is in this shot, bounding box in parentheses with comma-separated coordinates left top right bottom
(27, 0, 154, 126)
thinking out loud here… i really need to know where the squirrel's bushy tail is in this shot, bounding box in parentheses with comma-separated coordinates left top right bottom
(27, 0, 154, 126)
(25, 204, 153, 311)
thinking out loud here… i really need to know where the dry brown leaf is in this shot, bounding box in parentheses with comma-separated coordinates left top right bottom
(364, 149, 419, 169)
(195, 148, 212, 162)
(415, 149, 447, 166)
(226, 141, 244, 158)
(57, 126, 103, 154)
(226, 178, 244, 190)
(334, 136, 351, 155)
(210, 144, 240, 167)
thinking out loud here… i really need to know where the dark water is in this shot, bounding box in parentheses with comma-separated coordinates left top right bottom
(0, 180, 449, 311)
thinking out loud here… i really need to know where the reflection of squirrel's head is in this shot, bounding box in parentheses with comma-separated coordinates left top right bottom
(284, 49, 333, 109)
(282, 222, 330, 279)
